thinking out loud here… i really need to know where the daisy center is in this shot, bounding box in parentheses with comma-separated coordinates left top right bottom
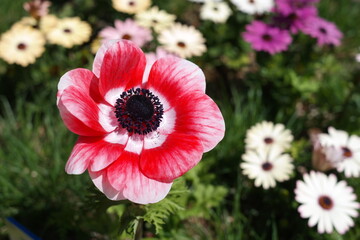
(342, 147, 353, 158)
(262, 162, 273, 171)
(319, 27, 327, 35)
(249, 0, 255, 4)
(17, 43, 27, 50)
(63, 28, 72, 33)
(177, 41, 186, 48)
(262, 34, 272, 41)
(128, 1, 135, 6)
(114, 88, 164, 135)
(318, 195, 333, 210)
(122, 34, 132, 40)
(264, 137, 274, 144)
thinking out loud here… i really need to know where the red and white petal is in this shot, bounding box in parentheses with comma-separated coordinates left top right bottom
(107, 151, 173, 204)
(89, 169, 126, 201)
(99, 41, 146, 104)
(66, 136, 125, 173)
(57, 68, 102, 105)
(58, 86, 106, 136)
(140, 133, 204, 182)
(92, 40, 120, 78)
(143, 108, 176, 149)
(146, 57, 206, 106)
(98, 103, 118, 132)
(174, 93, 225, 152)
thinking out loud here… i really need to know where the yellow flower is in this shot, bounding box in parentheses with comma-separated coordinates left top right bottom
(39, 14, 59, 33)
(135, 6, 176, 33)
(0, 27, 45, 66)
(11, 15, 58, 34)
(11, 17, 37, 29)
(112, 0, 151, 14)
(47, 17, 91, 48)
(90, 37, 102, 54)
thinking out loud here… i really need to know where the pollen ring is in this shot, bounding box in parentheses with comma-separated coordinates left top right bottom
(114, 88, 164, 135)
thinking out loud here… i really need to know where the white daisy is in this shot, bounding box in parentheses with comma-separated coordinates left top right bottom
(200, 0, 232, 23)
(356, 53, 360, 63)
(295, 171, 360, 234)
(240, 147, 294, 189)
(187, 0, 221, 2)
(0, 27, 45, 66)
(135, 6, 176, 33)
(158, 23, 206, 58)
(230, 0, 274, 15)
(319, 127, 360, 177)
(245, 121, 293, 151)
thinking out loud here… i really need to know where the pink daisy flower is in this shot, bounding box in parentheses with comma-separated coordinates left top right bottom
(274, 6, 317, 33)
(99, 19, 152, 48)
(275, 0, 319, 15)
(302, 17, 343, 46)
(56, 40, 225, 204)
(243, 20, 292, 55)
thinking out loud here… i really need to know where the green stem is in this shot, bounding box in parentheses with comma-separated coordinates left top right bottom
(134, 218, 143, 240)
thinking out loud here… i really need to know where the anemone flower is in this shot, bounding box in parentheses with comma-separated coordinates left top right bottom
(56, 40, 225, 204)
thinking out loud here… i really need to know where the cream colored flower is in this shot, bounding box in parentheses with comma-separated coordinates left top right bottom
(11, 17, 37, 29)
(0, 27, 45, 66)
(158, 23, 206, 58)
(47, 17, 91, 48)
(135, 6, 176, 32)
(39, 14, 59, 33)
(112, 0, 151, 14)
(90, 37, 102, 54)
(200, 0, 232, 23)
(11, 15, 58, 34)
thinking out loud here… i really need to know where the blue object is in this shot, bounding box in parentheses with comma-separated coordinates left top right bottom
(5, 217, 41, 240)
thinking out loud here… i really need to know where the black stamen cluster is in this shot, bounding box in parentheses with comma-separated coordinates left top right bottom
(114, 88, 164, 135)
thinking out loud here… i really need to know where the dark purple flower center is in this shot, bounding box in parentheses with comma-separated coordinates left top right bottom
(264, 137, 274, 144)
(289, 13, 298, 21)
(63, 28, 72, 33)
(262, 162, 273, 171)
(17, 43, 27, 50)
(249, 0, 255, 4)
(319, 27, 327, 35)
(114, 88, 163, 135)
(342, 147, 352, 158)
(129, 1, 135, 6)
(262, 34, 272, 41)
(318, 195, 333, 210)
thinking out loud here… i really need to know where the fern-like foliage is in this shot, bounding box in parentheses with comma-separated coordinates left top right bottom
(143, 178, 188, 234)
